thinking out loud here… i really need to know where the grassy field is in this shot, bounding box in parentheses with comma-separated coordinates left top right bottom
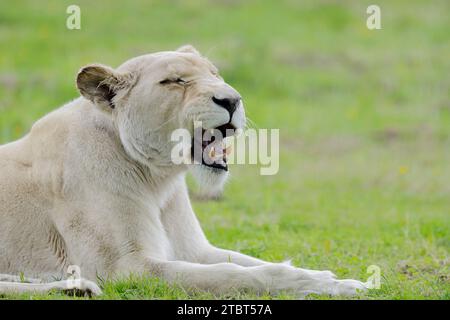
(0, 0, 449, 299)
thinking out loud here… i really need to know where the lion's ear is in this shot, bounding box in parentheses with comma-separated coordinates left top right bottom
(76, 64, 134, 110)
(176, 45, 201, 56)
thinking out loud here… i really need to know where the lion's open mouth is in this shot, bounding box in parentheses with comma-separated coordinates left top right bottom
(191, 123, 236, 171)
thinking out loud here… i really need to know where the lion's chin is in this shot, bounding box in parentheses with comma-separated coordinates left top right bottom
(190, 165, 229, 199)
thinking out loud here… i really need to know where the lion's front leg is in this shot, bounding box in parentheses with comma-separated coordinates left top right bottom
(159, 184, 365, 295)
(145, 258, 366, 297)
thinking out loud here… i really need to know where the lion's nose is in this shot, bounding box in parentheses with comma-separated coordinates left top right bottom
(212, 96, 241, 117)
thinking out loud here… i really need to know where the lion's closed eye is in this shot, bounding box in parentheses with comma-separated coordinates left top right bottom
(159, 78, 187, 85)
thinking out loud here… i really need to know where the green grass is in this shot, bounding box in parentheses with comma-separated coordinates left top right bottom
(0, 0, 449, 299)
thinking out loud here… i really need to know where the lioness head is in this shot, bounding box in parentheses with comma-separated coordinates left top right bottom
(76, 45, 245, 195)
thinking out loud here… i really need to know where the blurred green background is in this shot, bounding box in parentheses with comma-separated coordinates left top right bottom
(0, 0, 448, 299)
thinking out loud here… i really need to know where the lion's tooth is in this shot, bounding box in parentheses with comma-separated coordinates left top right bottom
(225, 145, 233, 156)
(209, 147, 215, 159)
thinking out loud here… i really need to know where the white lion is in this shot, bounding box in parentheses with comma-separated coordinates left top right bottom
(0, 46, 366, 297)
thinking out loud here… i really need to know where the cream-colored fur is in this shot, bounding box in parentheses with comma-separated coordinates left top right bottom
(0, 46, 366, 297)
